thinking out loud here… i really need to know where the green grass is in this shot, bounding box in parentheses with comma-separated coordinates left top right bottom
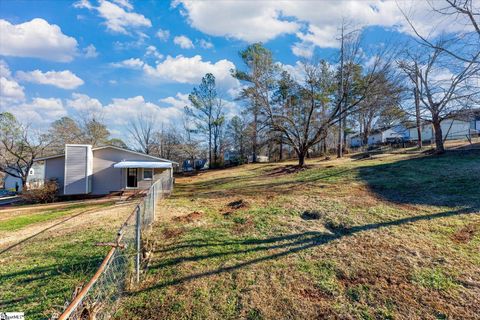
(412, 267, 458, 291)
(0, 229, 111, 317)
(115, 152, 480, 319)
(0, 201, 131, 319)
(0, 202, 113, 232)
(115, 150, 480, 319)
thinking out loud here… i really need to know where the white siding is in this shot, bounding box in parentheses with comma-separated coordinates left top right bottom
(64, 145, 92, 195)
(442, 119, 471, 140)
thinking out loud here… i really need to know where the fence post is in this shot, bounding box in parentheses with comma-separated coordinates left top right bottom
(152, 184, 156, 221)
(135, 205, 141, 283)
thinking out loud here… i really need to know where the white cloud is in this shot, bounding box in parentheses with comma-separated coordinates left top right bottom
(104, 96, 184, 126)
(83, 44, 98, 58)
(111, 0, 133, 10)
(111, 58, 145, 69)
(6, 98, 66, 125)
(16, 70, 84, 90)
(174, 35, 194, 49)
(156, 28, 170, 41)
(291, 41, 315, 59)
(0, 18, 78, 62)
(66, 93, 185, 130)
(159, 92, 190, 110)
(0, 60, 25, 106)
(174, 0, 300, 42)
(74, 0, 151, 34)
(174, 0, 474, 52)
(145, 45, 163, 60)
(142, 55, 239, 91)
(199, 39, 214, 49)
(0, 78, 25, 107)
(66, 92, 103, 113)
(278, 61, 306, 81)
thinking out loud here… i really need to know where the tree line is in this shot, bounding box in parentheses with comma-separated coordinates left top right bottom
(1, 0, 479, 186)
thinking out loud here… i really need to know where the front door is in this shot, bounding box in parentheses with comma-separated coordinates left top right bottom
(127, 168, 138, 188)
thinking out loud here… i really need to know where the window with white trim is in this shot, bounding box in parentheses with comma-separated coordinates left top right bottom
(143, 168, 153, 180)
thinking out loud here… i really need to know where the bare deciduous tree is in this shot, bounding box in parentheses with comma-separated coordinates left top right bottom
(0, 112, 50, 188)
(128, 113, 157, 154)
(399, 44, 480, 153)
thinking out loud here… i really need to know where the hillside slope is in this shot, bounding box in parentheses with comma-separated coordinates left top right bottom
(116, 151, 480, 319)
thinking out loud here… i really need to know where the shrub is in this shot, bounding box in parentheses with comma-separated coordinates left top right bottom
(21, 180, 58, 203)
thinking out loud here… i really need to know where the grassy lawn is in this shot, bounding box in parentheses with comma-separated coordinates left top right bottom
(115, 150, 480, 319)
(0, 201, 136, 319)
(0, 202, 112, 231)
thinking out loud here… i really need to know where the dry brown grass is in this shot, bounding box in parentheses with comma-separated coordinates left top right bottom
(115, 151, 480, 320)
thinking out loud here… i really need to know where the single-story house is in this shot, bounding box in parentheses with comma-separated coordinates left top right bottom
(6, 144, 178, 195)
(350, 125, 409, 147)
(2, 161, 45, 192)
(408, 116, 480, 142)
(350, 110, 480, 147)
(247, 155, 269, 163)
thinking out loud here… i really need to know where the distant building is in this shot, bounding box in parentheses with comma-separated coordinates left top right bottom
(349, 125, 409, 147)
(247, 155, 269, 163)
(224, 150, 242, 166)
(408, 111, 480, 142)
(350, 109, 480, 147)
(2, 161, 45, 192)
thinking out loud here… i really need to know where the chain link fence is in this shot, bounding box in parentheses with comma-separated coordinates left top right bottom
(57, 174, 173, 320)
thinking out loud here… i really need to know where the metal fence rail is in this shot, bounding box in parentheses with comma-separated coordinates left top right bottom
(58, 175, 173, 320)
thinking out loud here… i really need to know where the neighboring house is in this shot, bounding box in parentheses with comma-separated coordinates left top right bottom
(224, 150, 241, 166)
(350, 125, 409, 147)
(247, 155, 269, 163)
(2, 161, 45, 192)
(3, 171, 22, 192)
(408, 116, 480, 142)
(4, 144, 178, 196)
(351, 110, 480, 147)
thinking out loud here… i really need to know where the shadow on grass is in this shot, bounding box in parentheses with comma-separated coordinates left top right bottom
(173, 167, 356, 199)
(137, 207, 475, 293)
(0, 255, 104, 310)
(357, 150, 480, 208)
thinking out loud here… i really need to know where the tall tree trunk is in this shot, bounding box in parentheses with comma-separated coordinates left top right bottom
(22, 176, 28, 190)
(208, 124, 212, 166)
(252, 109, 258, 163)
(297, 149, 306, 167)
(362, 131, 369, 146)
(432, 117, 445, 153)
(414, 87, 422, 148)
(337, 120, 343, 158)
(279, 134, 283, 160)
(337, 24, 345, 158)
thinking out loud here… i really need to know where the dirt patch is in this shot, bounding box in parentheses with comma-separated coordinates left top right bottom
(451, 223, 478, 243)
(301, 210, 323, 220)
(173, 211, 203, 223)
(162, 227, 184, 239)
(298, 287, 330, 300)
(227, 199, 248, 210)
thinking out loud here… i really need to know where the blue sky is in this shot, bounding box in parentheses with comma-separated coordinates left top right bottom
(0, 0, 466, 140)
